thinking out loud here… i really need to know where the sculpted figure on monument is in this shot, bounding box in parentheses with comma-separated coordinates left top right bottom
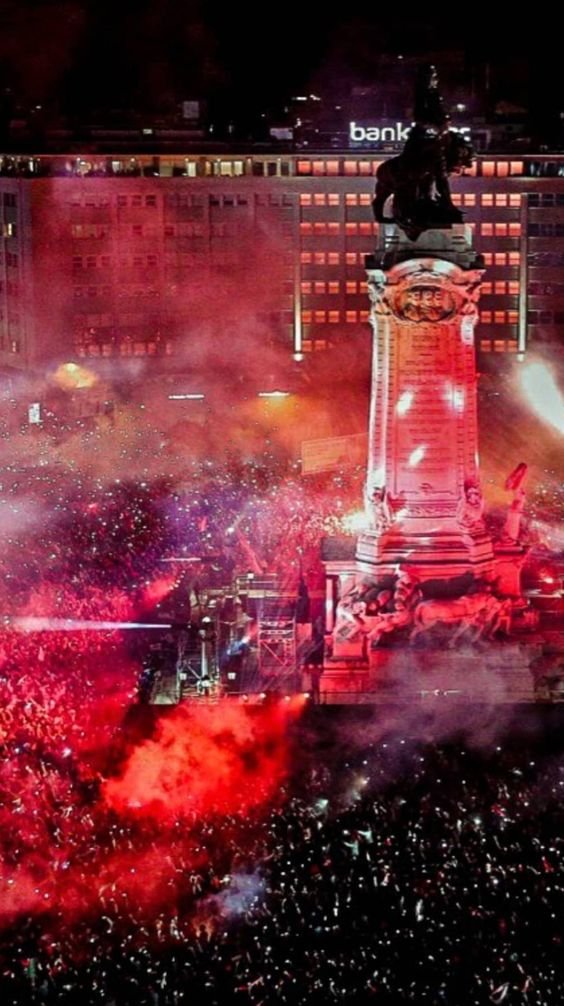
(409, 591, 509, 647)
(501, 462, 528, 544)
(456, 480, 486, 534)
(364, 481, 393, 534)
(372, 64, 474, 240)
(361, 570, 422, 646)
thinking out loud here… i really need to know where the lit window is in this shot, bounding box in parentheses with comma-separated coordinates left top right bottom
(510, 161, 523, 175)
(346, 281, 358, 294)
(297, 161, 311, 175)
(314, 310, 326, 322)
(508, 252, 520, 266)
(328, 252, 339, 265)
(328, 311, 340, 323)
(495, 194, 508, 207)
(346, 194, 357, 205)
(481, 223, 494, 236)
(482, 162, 495, 177)
(314, 252, 326, 265)
(300, 222, 313, 234)
(481, 194, 494, 206)
(301, 282, 312, 294)
(312, 161, 325, 176)
(344, 161, 358, 175)
(358, 162, 372, 176)
(481, 282, 493, 294)
(494, 282, 507, 295)
(494, 223, 508, 236)
(300, 194, 312, 206)
(482, 253, 493, 265)
(328, 193, 340, 205)
(326, 161, 339, 175)
(480, 311, 492, 323)
(494, 311, 506, 324)
(496, 162, 509, 177)
(300, 252, 312, 264)
(313, 193, 326, 206)
(346, 310, 357, 323)
(508, 222, 521, 237)
(509, 193, 521, 206)
(314, 282, 326, 294)
(463, 194, 476, 206)
(328, 282, 339, 294)
(327, 222, 339, 233)
(302, 310, 312, 323)
(508, 310, 518, 324)
(494, 253, 507, 266)
(508, 281, 519, 295)
(346, 252, 357, 265)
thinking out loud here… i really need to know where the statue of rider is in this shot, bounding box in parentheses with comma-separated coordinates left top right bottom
(402, 64, 458, 223)
(372, 63, 469, 238)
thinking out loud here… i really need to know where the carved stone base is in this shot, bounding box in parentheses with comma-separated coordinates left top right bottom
(368, 222, 481, 271)
(322, 641, 541, 703)
(368, 642, 539, 703)
(493, 543, 528, 600)
(356, 528, 495, 582)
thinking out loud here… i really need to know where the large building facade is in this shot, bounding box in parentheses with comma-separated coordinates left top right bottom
(1, 150, 564, 377)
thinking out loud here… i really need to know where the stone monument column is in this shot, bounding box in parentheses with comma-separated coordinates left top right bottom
(357, 226, 494, 581)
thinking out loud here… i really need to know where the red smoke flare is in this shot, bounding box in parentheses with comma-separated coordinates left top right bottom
(103, 698, 301, 818)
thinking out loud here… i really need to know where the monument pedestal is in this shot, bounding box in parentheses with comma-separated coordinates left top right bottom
(361, 224, 494, 584)
(321, 225, 536, 689)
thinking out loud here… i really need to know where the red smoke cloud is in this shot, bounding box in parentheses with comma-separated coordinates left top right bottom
(103, 699, 301, 819)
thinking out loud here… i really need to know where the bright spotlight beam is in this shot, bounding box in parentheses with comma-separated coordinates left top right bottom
(9, 618, 172, 632)
(520, 362, 564, 432)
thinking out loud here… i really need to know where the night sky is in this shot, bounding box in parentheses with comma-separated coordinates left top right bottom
(1, 1, 563, 129)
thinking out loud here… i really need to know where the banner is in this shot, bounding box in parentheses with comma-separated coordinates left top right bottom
(301, 433, 367, 474)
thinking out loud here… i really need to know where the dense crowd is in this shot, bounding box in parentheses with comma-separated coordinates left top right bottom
(0, 415, 364, 614)
(2, 713, 564, 1005)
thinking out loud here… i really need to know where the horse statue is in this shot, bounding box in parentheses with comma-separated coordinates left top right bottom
(372, 128, 474, 241)
(409, 592, 507, 647)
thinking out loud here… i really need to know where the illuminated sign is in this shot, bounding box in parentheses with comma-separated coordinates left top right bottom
(349, 121, 471, 146)
(350, 121, 411, 145)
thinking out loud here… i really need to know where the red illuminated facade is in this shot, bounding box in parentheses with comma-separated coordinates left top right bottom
(1, 151, 564, 375)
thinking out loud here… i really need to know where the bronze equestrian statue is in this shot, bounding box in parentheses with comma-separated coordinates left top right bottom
(372, 65, 474, 241)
